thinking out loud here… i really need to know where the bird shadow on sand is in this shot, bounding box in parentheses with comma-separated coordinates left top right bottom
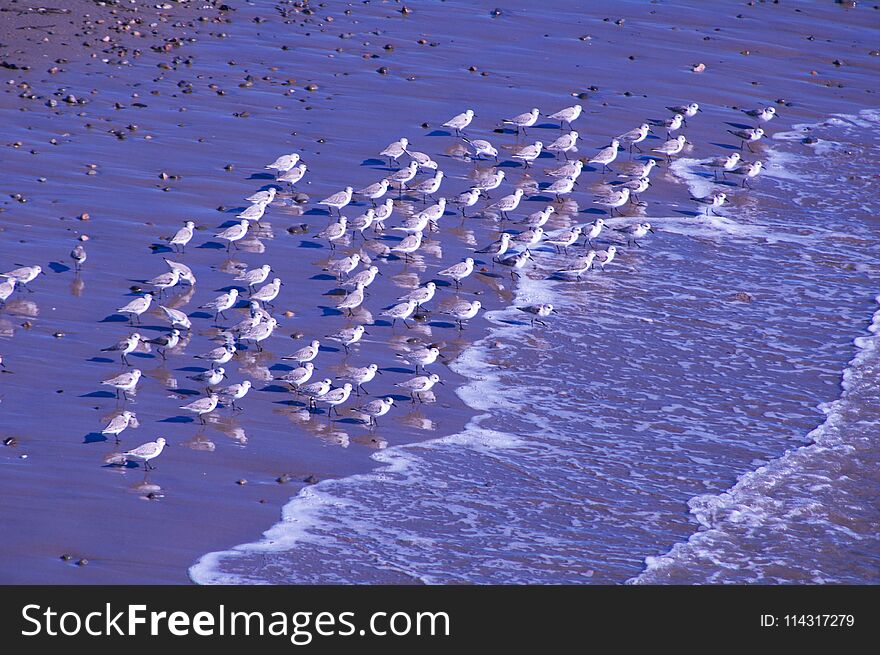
(49, 262, 71, 273)
(298, 241, 325, 250)
(196, 241, 228, 250)
(709, 142, 741, 151)
(88, 356, 116, 364)
(674, 209, 702, 218)
(159, 415, 195, 423)
(149, 243, 175, 254)
(83, 432, 109, 444)
(80, 391, 117, 398)
(247, 173, 275, 180)
(317, 305, 345, 317)
(381, 366, 412, 374)
(259, 384, 290, 394)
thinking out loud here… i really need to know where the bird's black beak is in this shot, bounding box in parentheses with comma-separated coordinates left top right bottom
(649, 228, 655, 233)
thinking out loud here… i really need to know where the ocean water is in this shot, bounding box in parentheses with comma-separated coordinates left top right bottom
(191, 110, 880, 584)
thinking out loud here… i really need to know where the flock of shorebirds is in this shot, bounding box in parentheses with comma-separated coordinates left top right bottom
(1, 99, 775, 471)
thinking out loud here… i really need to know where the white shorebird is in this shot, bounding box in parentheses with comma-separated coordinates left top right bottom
(691, 192, 728, 216)
(180, 394, 219, 424)
(589, 139, 620, 173)
(730, 160, 763, 188)
(417, 198, 447, 230)
(472, 170, 505, 198)
(265, 153, 300, 174)
(380, 138, 409, 166)
(667, 102, 701, 121)
(240, 316, 278, 351)
(238, 200, 268, 223)
(517, 303, 557, 326)
(406, 149, 439, 171)
(0, 278, 13, 305)
(703, 152, 741, 180)
(728, 127, 765, 152)
(512, 141, 543, 168)
(318, 383, 353, 417)
(618, 123, 651, 153)
(462, 137, 498, 161)
(454, 188, 482, 216)
(195, 343, 236, 366)
(396, 346, 440, 373)
(545, 176, 576, 200)
(276, 362, 314, 389)
(496, 249, 533, 279)
(652, 135, 687, 162)
(2, 265, 44, 291)
(386, 161, 419, 193)
(101, 410, 137, 444)
(594, 187, 631, 216)
(164, 258, 195, 286)
(250, 278, 283, 306)
(122, 437, 166, 470)
(336, 283, 366, 316)
(352, 397, 394, 427)
(235, 264, 272, 292)
(557, 251, 597, 280)
(319, 186, 354, 215)
(215, 219, 249, 251)
(408, 171, 444, 203)
(655, 113, 684, 136)
(219, 380, 251, 411)
(283, 339, 321, 364)
(546, 160, 583, 178)
(349, 209, 376, 237)
(343, 265, 380, 289)
(742, 106, 777, 123)
(443, 109, 474, 134)
(595, 245, 619, 271)
(187, 367, 227, 392)
(381, 299, 418, 328)
(159, 304, 191, 331)
(102, 368, 142, 400)
(614, 222, 654, 247)
(324, 254, 361, 279)
(488, 188, 524, 217)
(327, 324, 367, 353)
(168, 221, 195, 253)
(548, 104, 583, 128)
(584, 218, 605, 246)
(355, 179, 390, 206)
(277, 162, 308, 186)
(445, 299, 482, 330)
(512, 226, 544, 247)
(520, 205, 555, 229)
(619, 176, 651, 204)
(476, 232, 512, 258)
(396, 373, 442, 403)
(315, 215, 348, 249)
(394, 211, 431, 236)
(345, 363, 380, 396)
(544, 226, 583, 254)
(438, 257, 474, 288)
(503, 108, 540, 134)
(390, 230, 424, 261)
(299, 378, 332, 410)
(546, 131, 579, 159)
(142, 329, 181, 360)
(117, 293, 153, 325)
(101, 332, 142, 365)
(398, 281, 437, 306)
(147, 268, 181, 297)
(246, 187, 276, 205)
(199, 288, 239, 321)
(616, 158, 656, 179)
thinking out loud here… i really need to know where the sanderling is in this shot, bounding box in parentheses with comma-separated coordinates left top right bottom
(351, 397, 394, 427)
(278, 163, 308, 186)
(345, 363, 380, 396)
(589, 139, 620, 173)
(276, 362, 314, 389)
(512, 141, 544, 168)
(728, 127, 765, 152)
(594, 187, 630, 217)
(396, 346, 440, 373)
(548, 104, 583, 128)
(496, 249, 532, 279)
(381, 299, 418, 328)
(520, 205, 555, 229)
(199, 288, 239, 321)
(503, 108, 540, 134)
(266, 153, 300, 174)
(164, 258, 195, 286)
(408, 171, 444, 203)
(343, 265, 381, 289)
(616, 158, 656, 179)
(406, 149, 439, 171)
(730, 160, 763, 188)
(188, 367, 227, 392)
(546, 131, 579, 159)
(667, 102, 701, 120)
(117, 292, 153, 325)
(101, 410, 136, 444)
(545, 176, 576, 200)
(71, 244, 87, 271)
(546, 160, 583, 179)
(159, 304, 192, 330)
(390, 231, 424, 261)
(219, 380, 251, 411)
(143, 329, 181, 360)
(619, 176, 651, 204)
(454, 188, 482, 217)
(215, 220, 250, 251)
(235, 264, 272, 291)
(245, 187, 276, 205)
(195, 343, 236, 366)
(386, 161, 419, 192)
(122, 437, 166, 470)
(512, 226, 544, 247)
(324, 254, 361, 280)
(299, 378, 332, 409)
(398, 281, 437, 310)
(618, 123, 651, 153)
(396, 373, 442, 403)
(445, 299, 482, 330)
(147, 268, 181, 297)
(595, 245, 618, 270)
(518, 303, 556, 326)
(488, 189, 524, 217)
(614, 222, 654, 247)
(658, 113, 684, 137)
(318, 383, 353, 417)
(314, 216, 348, 250)
(394, 210, 431, 235)
(250, 278, 283, 305)
(283, 339, 321, 364)
(544, 226, 583, 254)
(557, 250, 597, 280)
(327, 324, 367, 353)
(462, 137, 498, 161)
(443, 109, 475, 134)
(702, 152, 741, 180)
(238, 201, 268, 223)
(350, 209, 376, 237)
(438, 257, 475, 288)
(180, 394, 219, 424)
(102, 368, 142, 400)
(2, 265, 44, 290)
(101, 332, 142, 365)
(319, 187, 354, 215)
(380, 138, 409, 166)
(742, 106, 777, 123)
(0, 277, 16, 304)
(167, 221, 195, 253)
(691, 191, 727, 215)
(476, 232, 513, 257)
(584, 218, 605, 246)
(240, 316, 278, 351)
(355, 179, 390, 206)
(418, 198, 447, 230)
(225, 302, 265, 336)
(652, 135, 687, 162)
(472, 170, 505, 197)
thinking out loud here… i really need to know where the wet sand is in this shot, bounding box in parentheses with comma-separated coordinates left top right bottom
(1, 0, 878, 583)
